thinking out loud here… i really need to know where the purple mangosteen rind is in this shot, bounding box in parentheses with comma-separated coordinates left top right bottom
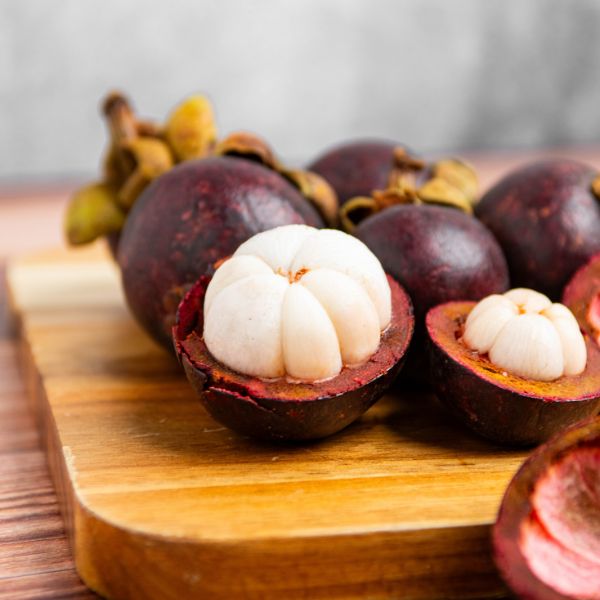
(118, 156, 324, 349)
(173, 274, 415, 441)
(426, 302, 600, 446)
(493, 417, 600, 600)
(476, 159, 600, 300)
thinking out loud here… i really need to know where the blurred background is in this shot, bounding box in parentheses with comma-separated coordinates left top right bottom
(2, 0, 600, 182)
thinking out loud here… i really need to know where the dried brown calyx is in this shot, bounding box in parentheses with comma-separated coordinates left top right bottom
(65, 92, 217, 246)
(591, 174, 600, 200)
(339, 148, 479, 233)
(215, 131, 339, 227)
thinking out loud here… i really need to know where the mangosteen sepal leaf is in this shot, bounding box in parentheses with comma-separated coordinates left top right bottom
(64, 182, 126, 245)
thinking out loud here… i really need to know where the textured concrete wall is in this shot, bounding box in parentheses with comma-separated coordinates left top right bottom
(1, 0, 599, 179)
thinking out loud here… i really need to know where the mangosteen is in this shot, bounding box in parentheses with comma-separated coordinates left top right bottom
(118, 157, 324, 349)
(427, 288, 600, 445)
(173, 225, 414, 441)
(476, 159, 600, 300)
(493, 416, 600, 599)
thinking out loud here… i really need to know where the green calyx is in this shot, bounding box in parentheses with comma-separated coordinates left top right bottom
(64, 182, 126, 245)
(64, 92, 217, 246)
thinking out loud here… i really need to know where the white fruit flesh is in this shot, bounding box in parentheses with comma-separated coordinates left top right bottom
(281, 284, 342, 381)
(203, 225, 392, 382)
(462, 288, 587, 382)
(301, 269, 380, 366)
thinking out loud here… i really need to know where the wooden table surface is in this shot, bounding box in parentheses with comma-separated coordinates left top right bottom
(2, 146, 600, 599)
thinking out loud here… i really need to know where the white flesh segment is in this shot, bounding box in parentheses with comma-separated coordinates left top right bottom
(301, 269, 380, 365)
(204, 255, 272, 314)
(463, 306, 518, 354)
(281, 284, 342, 381)
(465, 294, 517, 329)
(542, 304, 587, 376)
(234, 224, 317, 273)
(504, 288, 551, 313)
(489, 314, 564, 381)
(541, 302, 581, 328)
(203, 273, 287, 379)
(289, 229, 391, 329)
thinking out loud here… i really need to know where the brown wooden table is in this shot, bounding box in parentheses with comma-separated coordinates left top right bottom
(2, 146, 600, 599)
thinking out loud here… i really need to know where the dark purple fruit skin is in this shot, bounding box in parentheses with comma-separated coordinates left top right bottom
(307, 140, 403, 206)
(173, 275, 414, 441)
(118, 156, 323, 349)
(493, 417, 600, 600)
(355, 204, 509, 321)
(427, 302, 600, 446)
(476, 159, 600, 300)
(429, 340, 600, 446)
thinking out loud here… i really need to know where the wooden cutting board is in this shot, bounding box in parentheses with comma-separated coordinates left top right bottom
(7, 243, 528, 599)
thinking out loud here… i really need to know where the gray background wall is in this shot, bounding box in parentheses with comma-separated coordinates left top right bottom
(1, 0, 600, 180)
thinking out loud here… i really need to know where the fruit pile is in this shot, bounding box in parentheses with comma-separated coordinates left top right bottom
(66, 91, 600, 599)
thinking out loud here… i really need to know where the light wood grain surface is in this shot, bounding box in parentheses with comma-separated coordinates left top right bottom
(2, 146, 600, 599)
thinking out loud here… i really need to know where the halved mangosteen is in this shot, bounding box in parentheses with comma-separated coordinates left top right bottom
(493, 416, 600, 599)
(173, 225, 414, 441)
(426, 289, 600, 446)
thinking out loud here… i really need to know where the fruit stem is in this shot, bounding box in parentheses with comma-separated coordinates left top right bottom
(103, 92, 138, 145)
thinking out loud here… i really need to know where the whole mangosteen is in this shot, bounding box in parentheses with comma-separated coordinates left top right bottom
(427, 288, 600, 445)
(493, 416, 600, 599)
(476, 159, 600, 300)
(118, 157, 324, 349)
(173, 225, 414, 440)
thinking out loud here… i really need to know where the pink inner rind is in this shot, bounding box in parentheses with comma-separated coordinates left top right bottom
(520, 514, 600, 599)
(493, 418, 600, 600)
(520, 446, 600, 599)
(533, 447, 600, 562)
